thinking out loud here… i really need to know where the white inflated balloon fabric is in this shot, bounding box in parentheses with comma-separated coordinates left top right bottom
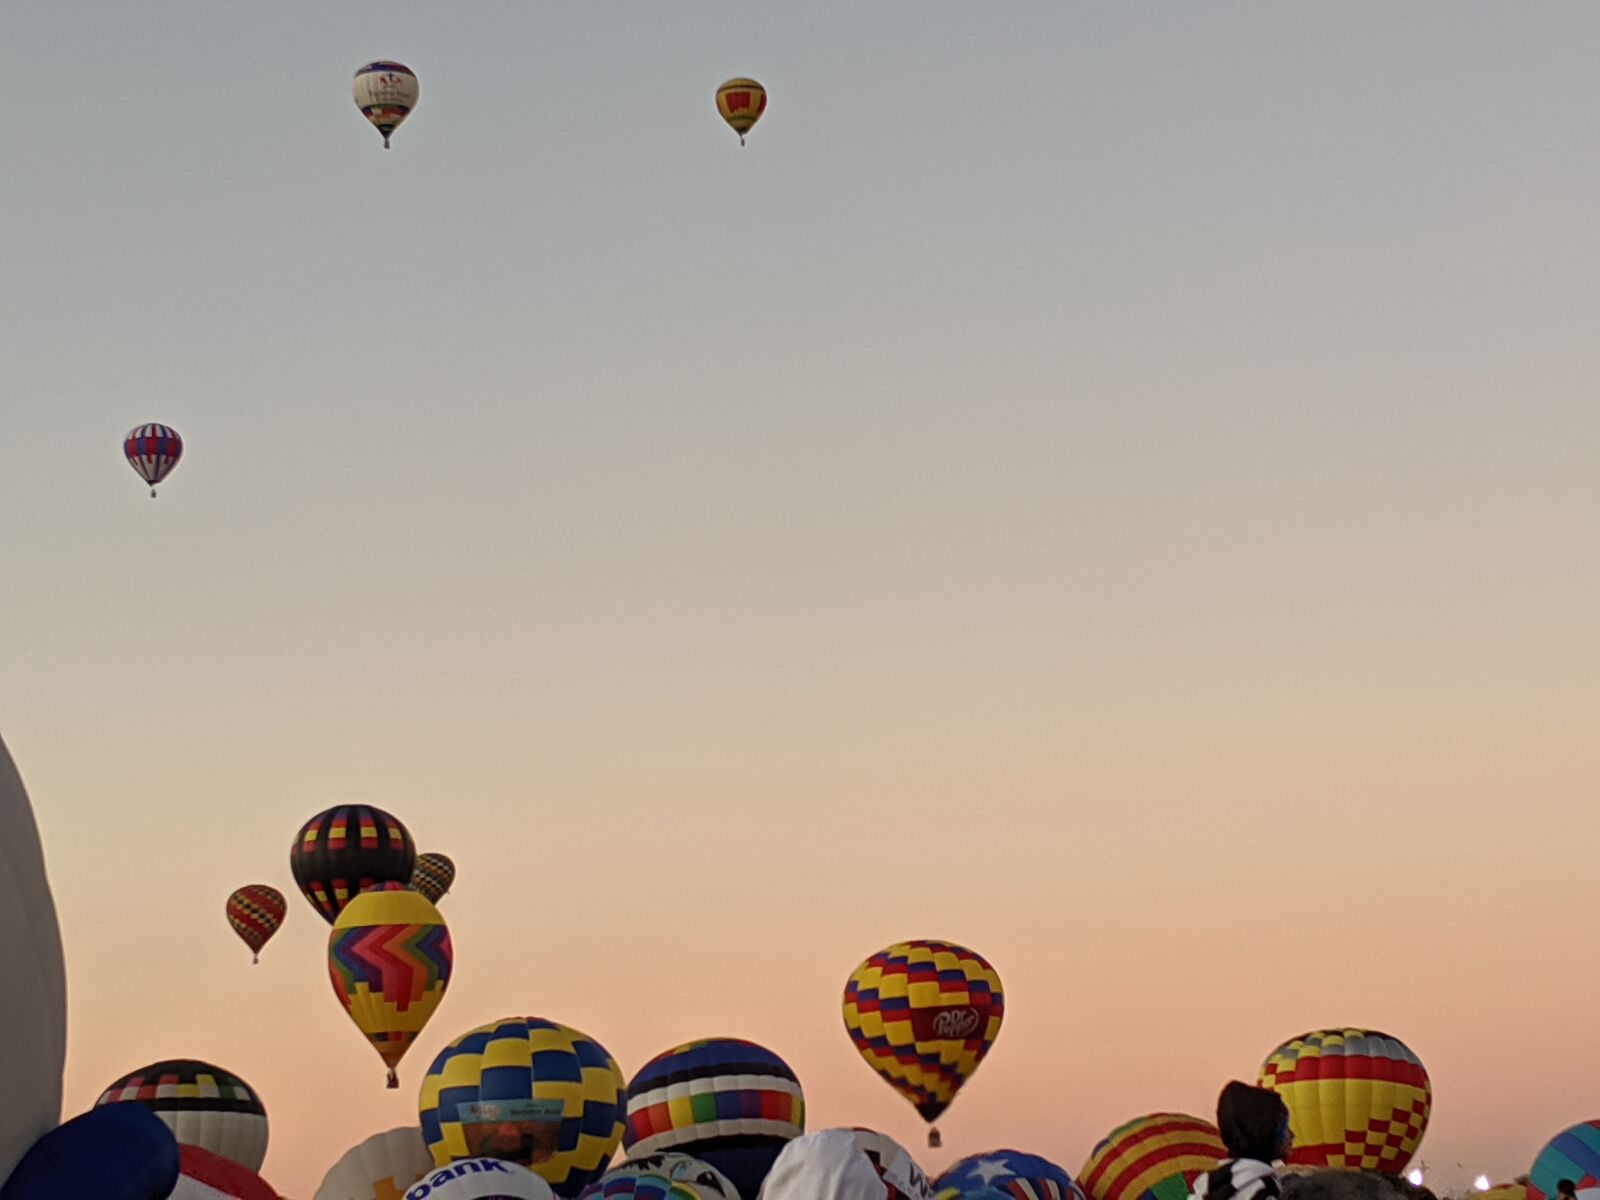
(402, 1158, 553, 1200)
(0, 734, 68, 1185)
(316, 1126, 433, 1200)
(759, 1130, 889, 1199)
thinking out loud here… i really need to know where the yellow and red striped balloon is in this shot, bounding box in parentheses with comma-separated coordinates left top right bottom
(225, 885, 286, 965)
(1078, 1113, 1225, 1200)
(1257, 1028, 1431, 1174)
(842, 940, 1002, 1143)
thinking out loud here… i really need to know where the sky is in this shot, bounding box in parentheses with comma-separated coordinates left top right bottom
(2, 2, 1599, 1196)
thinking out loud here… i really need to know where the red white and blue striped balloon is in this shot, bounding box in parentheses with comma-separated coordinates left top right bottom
(124, 424, 183, 497)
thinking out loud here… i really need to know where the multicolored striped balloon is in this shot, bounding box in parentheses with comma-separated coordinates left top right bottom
(1530, 1121, 1600, 1200)
(842, 940, 1003, 1142)
(419, 1016, 626, 1198)
(224, 885, 286, 965)
(1257, 1028, 1430, 1174)
(624, 1037, 804, 1197)
(124, 423, 183, 498)
(290, 804, 415, 924)
(96, 1059, 268, 1172)
(578, 1153, 739, 1199)
(1077, 1113, 1224, 1200)
(935, 1149, 1085, 1200)
(410, 852, 456, 904)
(329, 883, 452, 1089)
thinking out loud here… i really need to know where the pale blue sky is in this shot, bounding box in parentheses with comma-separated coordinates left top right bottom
(2, 5, 1598, 1196)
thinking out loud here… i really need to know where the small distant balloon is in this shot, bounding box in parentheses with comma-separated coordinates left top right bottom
(715, 78, 766, 145)
(410, 853, 455, 904)
(125, 424, 183, 498)
(225, 885, 286, 965)
(353, 61, 419, 149)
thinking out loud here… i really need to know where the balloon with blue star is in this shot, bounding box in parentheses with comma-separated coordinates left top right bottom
(933, 1149, 1086, 1200)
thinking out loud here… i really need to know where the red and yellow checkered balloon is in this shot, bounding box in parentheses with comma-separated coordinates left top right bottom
(842, 940, 1003, 1133)
(1257, 1028, 1431, 1174)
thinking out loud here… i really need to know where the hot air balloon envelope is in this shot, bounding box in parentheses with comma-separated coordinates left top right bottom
(624, 1036, 804, 1197)
(1077, 1113, 1225, 1200)
(95, 1059, 268, 1172)
(125, 424, 183, 496)
(354, 61, 419, 148)
(315, 1125, 434, 1200)
(0, 735, 67, 1186)
(290, 804, 415, 924)
(842, 940, 1003, 1130)
(715, 78, 766, 144)
(1257, 1029, 1431, 1174)
(419, 1017, 625, 1198)
(225, 885, 286, 964)
(0, 1105, 179, 1200)
(329, 884, 452, 1087)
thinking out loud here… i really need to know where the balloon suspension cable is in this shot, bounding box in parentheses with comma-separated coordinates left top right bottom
(386, 1068, 399, 1089)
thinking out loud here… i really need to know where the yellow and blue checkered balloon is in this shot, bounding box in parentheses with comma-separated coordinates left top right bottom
(419, 1017, 626, 1198)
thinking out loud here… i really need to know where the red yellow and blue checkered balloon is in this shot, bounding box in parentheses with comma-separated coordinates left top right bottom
(328, 883, 452, 1089)
(842, 940, 1003, 1139)
(1077, 1113, 1224, 1200)
(1257, 1028, 1431, 1174)
(419, 1017, 626, 1198)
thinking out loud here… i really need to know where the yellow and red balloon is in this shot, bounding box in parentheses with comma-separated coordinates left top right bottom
(1257, 1028, 1431, 1174)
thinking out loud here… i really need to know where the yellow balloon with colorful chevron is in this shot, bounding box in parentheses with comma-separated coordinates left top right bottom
(1078, 1113, 1225, 1200)
(418, 1017, 626, 1198)
(842, 940, 1003, 1142)
(1256, 1028, 1431, 1174)
(328, 885, 453, 1089)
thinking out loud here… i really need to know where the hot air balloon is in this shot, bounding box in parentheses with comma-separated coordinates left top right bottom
(124, 424, 183, 498)
(95, 1060, 268, 1172)
(1531, 1122, 1600, 1200)
(418, 1017, 626, 1198)
(577, 1154, 739, 1199)
(1077, 1114, 1225, 1200)
(1257, 1029, 1431, 1174)
(402, 1160, 554, 1200)
(173, 1145, 279, 1200)
(715, 78, 766, 145)
(624, 1037, 805, 1198)
(934, 1149, 1085, 1200)
(353, 62, 419, 149)
(225, 886, 286, 965)
(844, 1129, 931, 1199)
(0, 735, 67, 1187)
(314, 1126, 434, 1200)
(290, 804, 415, 924)
(842, 940, 1003, 1148)
(329, 883, 452, 1088)
(410, 853, 455, 905)
(0, 1105, 179, 1200)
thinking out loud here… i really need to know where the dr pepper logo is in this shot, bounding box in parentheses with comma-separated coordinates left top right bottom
(910, 1005, 983, 1041)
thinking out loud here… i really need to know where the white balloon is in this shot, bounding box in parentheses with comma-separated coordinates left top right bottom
(352, 61, 420, 149)
(403, 1158, 553, 1200)
(316, 1127, 434, 1200)
(0, 734, 68, 1185)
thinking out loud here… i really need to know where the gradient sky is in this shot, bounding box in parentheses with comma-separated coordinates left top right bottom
(2, 3, 1599, 1197)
